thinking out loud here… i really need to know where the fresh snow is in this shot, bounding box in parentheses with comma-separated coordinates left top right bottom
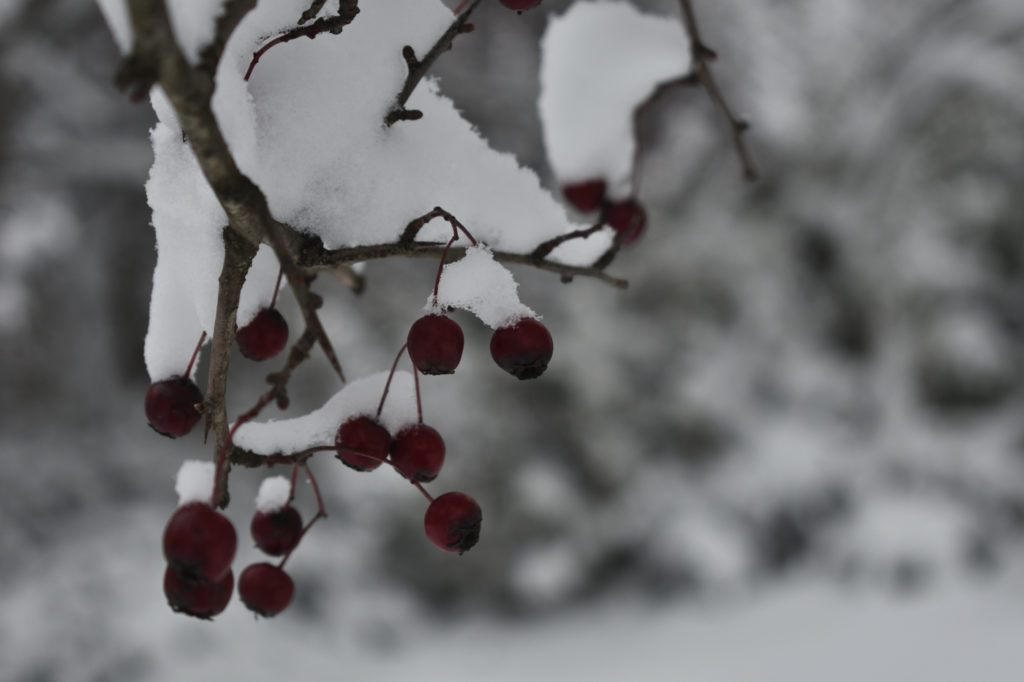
(232, 370, 420, 455)
(173, 460, 214, 505)
(539, 1, 691, 201)
(432, 246, 537, 329)
(255, 475, 292, 512)
(139, 0, 604, 382)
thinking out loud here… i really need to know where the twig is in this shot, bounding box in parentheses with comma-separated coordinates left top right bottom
(244, 0, 360, 81)
(531, 221, 606, 261)
(385, 0, 481, 125)
(198, 0, 257, 77)
(678, 0, 757, 181)
(298, 237, 629, 289)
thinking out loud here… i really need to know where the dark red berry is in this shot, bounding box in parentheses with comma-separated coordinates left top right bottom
(424, 492, 482, 554)
(145, 376, 203, 438)
(335, 416, 391, 472)
(391, 424, 445, 482)
(500, 0, 542, 11)
(250, 505, 303, 556)
(236, 308, 289, 361)
(239, 562, 294, 617)
(163, 502, 237, 583)
(562, 179, 606, 213)
(407, 314, 464, 375)
(490, 318, 554, 380)
(604, 199, 646, 245)
(163, 565, 233, 619)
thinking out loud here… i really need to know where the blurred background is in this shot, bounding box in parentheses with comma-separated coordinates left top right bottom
(2, 0, 1024, 679)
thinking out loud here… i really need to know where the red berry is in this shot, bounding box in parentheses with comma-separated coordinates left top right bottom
(490, 318, 554, 380)
(335, 416, 391, 472)
(424, 492, 482, 554)
(163, 502, 237, 583)
(407, 314, 464, 375)
(163, 565, 233, 619)
(391, 424, 445, 482)
(500, 0, 542, 11)
(604, 199, 646, 245)
(145, 376, 203, 438)
(250, 505, 303, 556)
(236, 308, 289, 361)
(562, 179, 606, 213)
(239, 562, 294, 617)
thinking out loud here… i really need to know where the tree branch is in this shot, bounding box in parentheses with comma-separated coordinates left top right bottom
(244, 0, 360, 81)
(197, 0, 257, 77)
(678, 0, 758, 181)
(385, 0, 481, 125)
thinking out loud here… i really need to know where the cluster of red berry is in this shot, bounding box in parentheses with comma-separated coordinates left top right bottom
(145, 222, 554, 618)
(562, 179, 647, 246)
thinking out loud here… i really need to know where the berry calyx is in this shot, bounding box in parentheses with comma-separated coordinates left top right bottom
(391, 424, 446, 482)
(238, 562, 294, 617)
(407, 314, 464, 375)
(236, 308, 289, 361)
(604, 199, 646, 246)
(251, 505, 303, 556)
(163, 502, 237, 583)
(562, 179, 606, 213)
(489, 318, 554, 380)
(163, 565, 233, 619)
(145, 376, 203, 438)
(500, 0, 542, 11)
(425, 492, 482, 554)
(335, 416, 392, 472)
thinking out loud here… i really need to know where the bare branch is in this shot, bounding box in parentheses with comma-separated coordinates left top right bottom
(678, 0, 758, 181)
(197, 0, 257, 77)
(386, 0, 481, 125)
(244, 0, 360, 81)
(296, 238, 629, 290)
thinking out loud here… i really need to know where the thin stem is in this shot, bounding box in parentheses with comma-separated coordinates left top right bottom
(413, 366, 423, 425)
(677, 0, 758, 181)
(376, 343, 409, 419)
(413, 480, 435, 503)
(298, 444, 433, 502)
(269, 267, 284, 308)
(432, 233, 459, 305)
(288, 462, 300, 502)
(184, 331, 207, 378)
(279, 463, 327, 569)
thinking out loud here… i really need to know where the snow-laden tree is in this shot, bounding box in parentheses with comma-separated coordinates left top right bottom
(97, 0, 753, 619)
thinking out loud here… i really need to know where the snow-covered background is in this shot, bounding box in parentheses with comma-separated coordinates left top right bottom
(2, 0, 1024, 679)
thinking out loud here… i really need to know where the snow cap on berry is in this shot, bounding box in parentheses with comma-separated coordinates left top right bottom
(255, 476, 292, 513)
(432, 246, 535, 329)
(175, 460, 215, 506)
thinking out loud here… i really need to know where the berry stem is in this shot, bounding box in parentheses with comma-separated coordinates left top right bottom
(376, 342, 409, 420)
(413, 366, 423, 425)
(298, 445, 435, 503)
(288, 462, 300, 502)
(270, 267, 284, 309)
(432, 233, 460, 305)
(184, 331, 207, 379)
(278, 463, 327, 569)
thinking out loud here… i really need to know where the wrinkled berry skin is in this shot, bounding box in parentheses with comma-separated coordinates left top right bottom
(164, 565, 233, 619)
(407, 314, 464, 375)
(239, 562, 294, 617)
(604, 199, 646, 246)
(237, 308, 289, 361)
(391, 424, 446, 482)
(335, 416, 392, 472)
(163, 502, 237, 583)
(145, 377, 203, 438)
(562, 179, 606, 213)
(251, 505, 303, 556)
(490, 318, 554, 380)
(424, 492, 482, 554)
